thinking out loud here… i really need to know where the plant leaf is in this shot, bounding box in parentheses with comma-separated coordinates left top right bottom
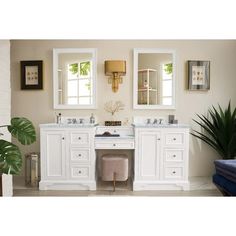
(191, 130, 221, 151)
(7, 117, 36, 145)
(192, 101, 236, 159)
(0, 140, 22, 175)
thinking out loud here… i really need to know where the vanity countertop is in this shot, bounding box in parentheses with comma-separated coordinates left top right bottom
(132, 123, 190, 128)
(40, 123, 98, 128)
(40, 123, 190, 129)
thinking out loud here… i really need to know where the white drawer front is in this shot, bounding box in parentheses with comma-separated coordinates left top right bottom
(71, 149, 90, 162)
(96, 126, 134, 136)
(165, 133, 184, 146)
(70, 132, 90, 146)
(95, 140, 134, 149)
(96, 127, 119, 134)
(70, 166, 90, 179)
(164, 167, 183, 179)
(164, 149, 184, 162)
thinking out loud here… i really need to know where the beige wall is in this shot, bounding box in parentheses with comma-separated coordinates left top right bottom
(10, 40, 236, 177)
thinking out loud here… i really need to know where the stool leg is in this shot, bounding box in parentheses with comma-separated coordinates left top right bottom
(113, 172, 116, 192)
(126, 178, 128, 187)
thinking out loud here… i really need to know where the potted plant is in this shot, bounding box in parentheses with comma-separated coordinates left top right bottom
(0, 117, 36, 196)
(192, 101, 236, 159)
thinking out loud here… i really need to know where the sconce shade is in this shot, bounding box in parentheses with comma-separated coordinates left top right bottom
(105, 60, 126, 75)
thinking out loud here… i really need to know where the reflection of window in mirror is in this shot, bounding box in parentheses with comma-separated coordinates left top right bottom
(133, 49, 175, 109)
(161, 63, 173, 105)
(53, 48, 96, 109)
(67, 60, 93, 105)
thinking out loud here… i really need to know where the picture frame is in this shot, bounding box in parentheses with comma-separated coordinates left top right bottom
(188, 60, 210, 90)
(21, 60, 43, 90)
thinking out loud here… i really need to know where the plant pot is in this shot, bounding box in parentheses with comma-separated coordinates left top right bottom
(0, 174, 2, 196)
(0, 174, 13, 197)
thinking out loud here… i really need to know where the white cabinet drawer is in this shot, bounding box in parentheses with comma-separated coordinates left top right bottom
(164, 149, 184, 162)
(95, 139, 134, 149)
(70, 166, 90, 179)
(70, 149, 90, 162)
(70, 132, 90, 146)
(164, 133, 184, 146)
(96, 126, 134, 136)
(164, 166, 183, 179)
(96, 127, 119, 134)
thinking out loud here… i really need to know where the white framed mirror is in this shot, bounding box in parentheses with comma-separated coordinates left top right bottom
(53, 48, 97, 109)
(133, 48, 176, 109)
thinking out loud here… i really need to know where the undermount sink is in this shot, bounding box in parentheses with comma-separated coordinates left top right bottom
(132, 123, 169, 126)
(132, 123, 189, 128)
(40, 123, 98, 128)
(63, 123, 96, 126)
(62, 122, 98, 126)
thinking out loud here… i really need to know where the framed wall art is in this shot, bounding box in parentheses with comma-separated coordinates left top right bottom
(21, 60, 43, 89)
(188, 60, 210, 90)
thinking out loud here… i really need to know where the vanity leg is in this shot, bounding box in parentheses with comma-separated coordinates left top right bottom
(113, 172, 116, 192)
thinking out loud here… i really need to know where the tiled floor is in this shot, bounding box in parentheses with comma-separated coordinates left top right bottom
(13, 176, 222, 197)
(13, 188, 221, 197)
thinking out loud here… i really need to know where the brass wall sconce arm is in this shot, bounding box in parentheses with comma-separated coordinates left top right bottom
(105, 60, 126, 92)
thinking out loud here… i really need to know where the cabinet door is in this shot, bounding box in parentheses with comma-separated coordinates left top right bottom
(138, 131, 161, 180)
(41, 130, 66, 180)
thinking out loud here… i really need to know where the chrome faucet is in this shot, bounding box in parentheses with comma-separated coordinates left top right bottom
(72, 118, 77, 124)
(79, 118, 84, 124)
(146, 118, 151, 125)
(159, 119, 163, 124)
(56, 113, 62, 124)
(67, 118, 72, 124)
(153, 119, 158, 124)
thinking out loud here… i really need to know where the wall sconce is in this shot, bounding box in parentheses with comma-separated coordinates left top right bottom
(105, 60, 126, 93)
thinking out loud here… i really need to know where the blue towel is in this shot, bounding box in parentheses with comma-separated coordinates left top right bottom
(214, 159, 236, 174)
(214, 160, 236, 184)
(213, 174, 236, 196)
(215, 166, 236, 184)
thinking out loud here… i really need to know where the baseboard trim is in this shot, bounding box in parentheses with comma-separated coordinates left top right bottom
(39, 180, 96, 190)
(133, 181, 190, 191)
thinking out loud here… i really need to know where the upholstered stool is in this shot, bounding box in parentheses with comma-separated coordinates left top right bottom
(101, 154, 128, 191)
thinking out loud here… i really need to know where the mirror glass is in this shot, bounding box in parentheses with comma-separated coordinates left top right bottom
(133, 49, 175, 109)
(53, 48, 96, 109)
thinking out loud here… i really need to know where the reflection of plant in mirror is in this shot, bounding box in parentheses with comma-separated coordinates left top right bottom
(85, 82, 91, 90)
(69, 61, 91, 76)
(80, 61, 90, 76)
(69, 63, 78, 74)
(164, 63, 173, 74)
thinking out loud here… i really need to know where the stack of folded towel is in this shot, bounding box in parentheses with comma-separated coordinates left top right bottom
(213, 159, 236, 196)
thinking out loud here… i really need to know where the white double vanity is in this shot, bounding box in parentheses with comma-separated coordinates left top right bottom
(39, 123, 189, 191)
(40, 47, 190, 191)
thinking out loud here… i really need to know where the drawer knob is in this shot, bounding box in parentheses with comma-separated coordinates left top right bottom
(78, 171, 82, 174)
(114, 130, 117, 133)
(173, 155, 176, 157)
(173, 138, 176, 141)
(113, 144, 116, 146)
(62, 137, 65, 140)
(78, 154, 81, 157)
(157, 138, 161, 141)
(172, 171, 176, 174)
(78, 137, 81, 140)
